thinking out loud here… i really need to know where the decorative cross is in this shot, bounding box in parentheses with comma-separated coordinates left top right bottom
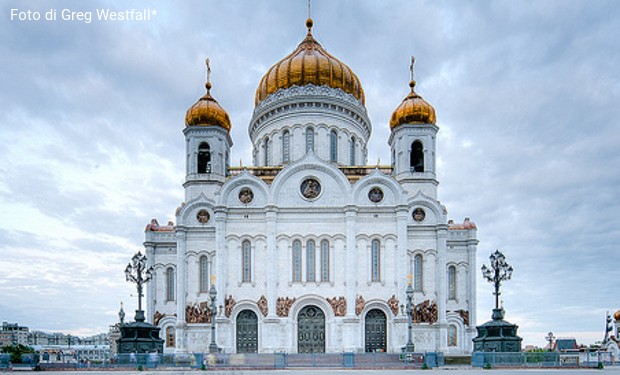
(308, 0, 311, 19)
(205, 58, 211, 85)
(410, 55, 416, 82)
(407, 273, 413, 285)
(210, 274, 216, 284)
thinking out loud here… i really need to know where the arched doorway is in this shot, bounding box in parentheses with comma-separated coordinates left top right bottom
(365, 309, 387, 352)
(236, 310, 258, 353)
(297, 305, 325, 353)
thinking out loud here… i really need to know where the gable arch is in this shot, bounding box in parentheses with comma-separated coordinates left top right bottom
(217, 171, 270, 207)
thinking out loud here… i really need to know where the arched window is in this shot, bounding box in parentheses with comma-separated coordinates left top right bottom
(410, 140, 424, 172)
(448, 325, 457, 347)
(242, 240, 252, 283)
(414, 254, 423, 292)
(166, 326, 175, 348)
(371, 239, 381, 282)
(292, 240, 302, 282)
(307, 240, 315, 282)
(197, 142, 211, 173)
(330, 130, 338, 162)
(350, 136, 356, 165)
(448, 265, 457, 300)
(282, 130, 290, 163)
(225, 151, 230, 176)
(320, 240, 329, 282)
(166, 267, 175, 301)
(264, 137, 270, 166)
(305, 127, 315, 153)
(199, 256, 209, 293)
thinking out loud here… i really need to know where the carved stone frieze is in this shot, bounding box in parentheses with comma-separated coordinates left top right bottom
(185, 302, 212, 324)
(224, 295, 236, 318)
(257, 295, 268, 317)
(412, 299, 438, 324)
(387, 295, 400, 316)
(455, 309, 470, 326)
(276, 297, 296, 317)
(355, 295, 365, 316)
(326, 296, 346, 317)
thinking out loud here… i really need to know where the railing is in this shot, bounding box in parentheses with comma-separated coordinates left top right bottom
(227, 165, 393, 183)
(471, 351, 614, 368)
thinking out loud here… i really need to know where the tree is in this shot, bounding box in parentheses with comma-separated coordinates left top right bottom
(1, 344, 34, 363)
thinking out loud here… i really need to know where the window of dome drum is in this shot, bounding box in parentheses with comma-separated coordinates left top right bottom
(413, 207, 425, 222)
(368, 187, 383, 203)
(197, 209, 210, 223)
(239, 188, 253, 204)
(300, 178, 321, 199)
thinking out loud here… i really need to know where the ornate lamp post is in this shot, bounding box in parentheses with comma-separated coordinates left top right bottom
(401, 274, 415, 352)
(473, 249, 522, 352)
(546, 331, 555, 351)
(118, 251, 163, 355)
(481, 249, 513, 319)
(124, 251, 153, 322)
(208, 275, 220, 353)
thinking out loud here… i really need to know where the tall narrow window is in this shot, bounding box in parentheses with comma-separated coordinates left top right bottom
(242, 240, 251, 283)
(330, 130, 338, 162)
(282, 130, 290, 163)
(306, 240, 316, 282)
(305, 127, 315, 153)
(320, 240, 329, 282)
(371, 240, 381, 282)
(410, 140, 424, 172)
(414, 254, 423, 292)
(292, 240, 302, 282)
(166, 267, 175, 301)
(448, 265, 457, 300)
(197, 142, 211, 173)
(166, 326, 175, 347)
(448, 325, 457, 347)
(264, 137, 270, 166)
(350, 136, 356, 165)
(199, 256, 209, 293)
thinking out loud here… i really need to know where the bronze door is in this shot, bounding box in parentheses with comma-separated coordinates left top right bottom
(297, 305, 325, 353)
(236, 309, 258, 353)
(365, 309, 387, 352)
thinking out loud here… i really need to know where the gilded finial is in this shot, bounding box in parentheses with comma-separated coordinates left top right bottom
(407, 274, 413, 285)
(306, 0, 313, 33)
(211, 274, 216, 284)
(409, 55, 416, 90)
(205, 58, 212, 92)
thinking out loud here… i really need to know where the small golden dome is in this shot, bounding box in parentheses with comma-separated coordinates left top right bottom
(255, 18, 365, 106)
(614, 309, 620, 321)
(185, 60, 231, 132)
(389, 80, 436, 130)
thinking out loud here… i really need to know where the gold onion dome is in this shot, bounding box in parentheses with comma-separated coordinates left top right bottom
(389, 57, 436, 130)
(255, 18, 365, 106)
(614, 309, 620, 321)
(185, 60, 232, 132)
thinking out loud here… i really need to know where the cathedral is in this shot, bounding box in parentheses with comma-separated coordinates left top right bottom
(144, 17, 478, 355)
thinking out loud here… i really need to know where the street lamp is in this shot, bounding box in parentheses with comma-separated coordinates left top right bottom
(546, 331, 555, 351)
(208, 275, 220, 353)
(481, 249, 513, 319)
(400, 274, 415, 352)
(124, 251, 154, 322)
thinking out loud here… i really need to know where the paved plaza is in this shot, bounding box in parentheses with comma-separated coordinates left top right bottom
(22, 369, 620, 375)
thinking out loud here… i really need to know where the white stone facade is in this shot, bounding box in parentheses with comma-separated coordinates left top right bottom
(144, 41, 477, 356)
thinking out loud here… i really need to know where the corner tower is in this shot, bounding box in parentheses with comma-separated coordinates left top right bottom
(249, 19, 371, 167)
(388, 57, 438, 198)
(183, 59, 233, 201)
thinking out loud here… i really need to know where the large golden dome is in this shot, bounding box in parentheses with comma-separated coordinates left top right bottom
(185, 72, 232, 132)
(389, 79, 436, 130)
(255, 18, 365, 106)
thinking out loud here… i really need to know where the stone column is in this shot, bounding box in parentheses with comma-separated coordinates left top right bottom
(467, 234, 478, 349)
(144, 243, 155, 322)
(175, 229, 187, 353)
(396, 205, 408, 293)
(266, 205, 278, 317)
(214, 206, 227, 302)
(436, 225, 448, 351)
(344, 205, 358, 317)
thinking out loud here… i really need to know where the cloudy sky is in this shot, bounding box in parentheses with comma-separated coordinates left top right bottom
(1, 0, 618, 348)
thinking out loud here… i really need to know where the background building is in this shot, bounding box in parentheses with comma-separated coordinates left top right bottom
(146, 17, 478, 354)
(0, 322, 29, 347)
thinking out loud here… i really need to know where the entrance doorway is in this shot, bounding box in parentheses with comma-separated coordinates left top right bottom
(297, 305, 325, 353)
(365, 309, 387, 352)
(236, 309, 258, 353)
